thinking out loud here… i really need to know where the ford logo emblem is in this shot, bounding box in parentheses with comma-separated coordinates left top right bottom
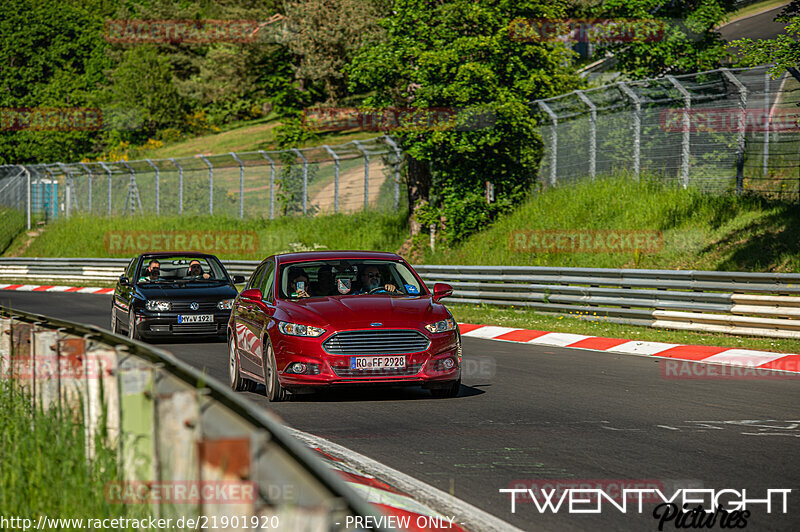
(190, 302, 199, 311)
(370, 322, 382, 327)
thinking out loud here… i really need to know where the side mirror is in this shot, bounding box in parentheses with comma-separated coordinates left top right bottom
(240, 288, 262, 301)
(232, 275, 246, 284)
(432, 283, 453, 302)
(119, 275, 131, 287)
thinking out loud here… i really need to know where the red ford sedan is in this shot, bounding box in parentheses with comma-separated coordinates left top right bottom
(227, 251, 461, 401)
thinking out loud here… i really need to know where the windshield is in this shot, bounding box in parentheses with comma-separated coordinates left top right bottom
(278, 260, 425, 299)
(135, 256, 228, 284)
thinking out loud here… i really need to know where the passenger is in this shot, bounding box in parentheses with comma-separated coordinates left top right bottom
(138, 259, 160, 282)
(354, 265, 397, 294)
(288, 269, 310, 298)
(187, 259, 211, 279)
(310, 265, 336, 296)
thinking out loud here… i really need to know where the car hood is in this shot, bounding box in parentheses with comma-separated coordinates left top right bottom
(279, 295, 448, 329)
(136, 283, 237, 299)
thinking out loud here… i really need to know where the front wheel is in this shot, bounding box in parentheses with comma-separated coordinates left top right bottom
(430, 378, 461, 398)
(229, 336, 256, 392)
(128, 309, 140, 341)
(111, 305, 120, 334)
(265, 342, 288, 402)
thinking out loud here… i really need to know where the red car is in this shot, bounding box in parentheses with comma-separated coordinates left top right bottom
(227, 251, 461, 401)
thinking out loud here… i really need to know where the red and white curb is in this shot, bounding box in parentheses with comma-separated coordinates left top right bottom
(0, 283, 114, 295)
(289, 428, 520, 532)
(458, 323, 800, 374)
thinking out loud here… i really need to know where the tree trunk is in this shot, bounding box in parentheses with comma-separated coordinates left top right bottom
(405, 154, 432, 236)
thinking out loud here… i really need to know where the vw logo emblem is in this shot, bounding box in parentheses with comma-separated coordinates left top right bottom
(370, 322, 382, 327)
(190, 302, 199, 311)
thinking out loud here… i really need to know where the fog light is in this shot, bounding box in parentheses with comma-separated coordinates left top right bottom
(290, 362, 307, 374)
(442, 358, 455, 369)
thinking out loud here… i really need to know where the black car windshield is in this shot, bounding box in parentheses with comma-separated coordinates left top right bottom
(278, 260, 425, 299)
(136, 256, 228, 284)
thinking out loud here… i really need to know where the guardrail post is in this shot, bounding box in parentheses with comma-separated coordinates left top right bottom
(353, 140, 370, 209)
(576, 90, 597, 179)
(230, 152, 245, 219)
(618, 83, 641, 179)
(322, 145, 340, 214)
(258, 151, 275, 219)
(198, 155, 213, 215)
(721, 68, 748, 196)
(78, 163, 93, 214)
(170, 158, 183, 214)
(145, 159, 160, 215)
(763, 70, 770, 177)
(538, 101, 558, 187)
(667, 75, 692, 189)
(383, 136, 403, 211)
(291, 148, 308, 215)
(98, 162, 113, 216)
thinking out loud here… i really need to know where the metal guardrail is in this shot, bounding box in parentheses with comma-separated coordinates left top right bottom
(2, 259, 800, 338)
(0, 306, 386, 531)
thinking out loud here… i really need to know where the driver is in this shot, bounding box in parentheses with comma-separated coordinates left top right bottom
(187, 259, 211, 279)
(354, 265, 397, 294)
(138, 259, 160, 282)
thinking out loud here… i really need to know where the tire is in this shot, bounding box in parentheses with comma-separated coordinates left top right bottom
(128, 309, 140, 341)
(229, 336, 256, 393)
(430, 378, 461, 399)
(264, 341, 288, 402)
(111, 305, 120, 334)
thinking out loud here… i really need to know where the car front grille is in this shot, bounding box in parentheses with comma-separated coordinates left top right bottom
(171, 301, 219, 312)
(323, 329, 430, 355)
(171, 323, 219, 334)
(331, 363, 423, 378)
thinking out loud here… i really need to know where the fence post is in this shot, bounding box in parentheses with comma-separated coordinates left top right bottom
(22, 165, 31, 230)
(98, 162, 113, 216)
(322, 145, 340, 214)
(721, 69, 748, 196)
(353, 140, 369, 209)
(119, 160, 142, 215)
(57, 163, 72, 218)
(576, 90, 597, 179)
(145, 159, 160, 215)
(79, 162, 93, 214)
(258, 151, 275, 219)
(291, 149, 308, 215)
(170, 159, 183, 214)
(618, 83, 641, 179)
(667, 75, 691, 188)
(763, 70, 770, 177)
(230, 152, 245, 219)
(383, 136, 403, 212)
(198, 155, 213, 215)
(538, 101, 558, 187)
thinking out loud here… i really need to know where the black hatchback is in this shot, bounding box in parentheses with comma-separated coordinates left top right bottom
(111, 252, 245, 341)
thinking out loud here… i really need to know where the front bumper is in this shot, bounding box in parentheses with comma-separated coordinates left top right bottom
(134, 310, 231, 337)
(273, 329, 461, 389)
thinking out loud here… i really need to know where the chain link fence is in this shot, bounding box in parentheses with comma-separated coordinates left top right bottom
(533, 64, 800, 199)
(0, 135, 403, 229)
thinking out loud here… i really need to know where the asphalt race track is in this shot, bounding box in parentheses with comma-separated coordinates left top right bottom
(3, 291, 799, 531)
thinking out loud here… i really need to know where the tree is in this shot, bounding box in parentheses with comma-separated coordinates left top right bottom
(347, 0, 581, 243)
(731, 1, 800, 78)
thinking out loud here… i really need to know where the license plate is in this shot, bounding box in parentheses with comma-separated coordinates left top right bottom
(177, 314, 213, 324)
(350, 356, 406, 370)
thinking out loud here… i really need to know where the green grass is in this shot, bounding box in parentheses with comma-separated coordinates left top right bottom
(423, 174, 800, 272)
(0, 381, 141, 525)
(0, 208, 25, 255)
(450, 304, 800, 354)
(5, 210, 409, 259)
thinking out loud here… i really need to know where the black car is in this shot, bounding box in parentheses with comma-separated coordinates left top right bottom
(111, 252, 245, 341)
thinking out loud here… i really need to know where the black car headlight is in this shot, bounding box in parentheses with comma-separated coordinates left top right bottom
(278, 321, 326, 337)
(145, 300, 171, 312)
(217, 299, 234, 310)
(425, 318, 456, 333)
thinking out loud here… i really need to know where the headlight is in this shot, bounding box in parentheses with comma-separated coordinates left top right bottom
(145, 300, 171, 312)
(425, 318, 456, 333)
(217, 299, 234, 310)
(278, 321, 326, 337)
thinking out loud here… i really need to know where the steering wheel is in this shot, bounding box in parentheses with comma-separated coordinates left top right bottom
(368, 286, 388, 294)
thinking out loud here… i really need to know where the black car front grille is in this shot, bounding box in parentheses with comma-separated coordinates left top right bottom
(171, 323, 219, 334)
(171, 301, 219, 312)
(323, 329, 430, 355)
(332, 363, 423, 378)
